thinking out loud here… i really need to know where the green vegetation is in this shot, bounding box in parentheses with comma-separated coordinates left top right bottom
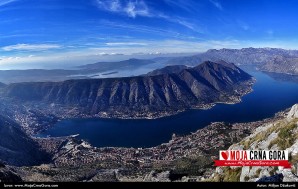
(173, 156, 213, 175)
(224, 167, 242, 182)
(244, 176, 250, 181)
(253, 123, 281, 142)
(269, 120, 298, 149)
(154, 156, 213, 176)
(289, 153, 298, 175)
(290, 153, 298, 164)
(241, 139, 251, 150)
(269, 167, 278, 176)
(240, 121, 285, 149)
(211, 167, 242, 182)
(255, 168, 262, 178)
(240, 119, 297, 150)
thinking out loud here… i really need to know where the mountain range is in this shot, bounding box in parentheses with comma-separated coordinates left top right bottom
(0, 58, 156, 84)
(1, 48, 298, 84)
(3, 61, 254, 119)
(168, 48, 298, 75)
(77, 58, 155, 71)
(0, 57, 297, 182)
(259, 55, 298, 75)
(204, 48, 298, 75)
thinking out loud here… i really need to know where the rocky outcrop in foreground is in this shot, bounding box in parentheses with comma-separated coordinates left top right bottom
(211, 104, 298, 182)
(0, 163, 22, 182)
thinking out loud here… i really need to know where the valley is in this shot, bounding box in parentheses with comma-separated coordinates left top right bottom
(1, 103, 295, 182)
(1, 61, 254, 122)
(2, 0, 298, 184)
(0, 48, 298, 182)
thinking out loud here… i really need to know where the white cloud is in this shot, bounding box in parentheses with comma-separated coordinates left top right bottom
(163, 0, 197, 12)
(125, 0, 149, 17)
(99, 20, 203, 40)
(237, 20, 250, 31)
(0, 0, 19, 7)
(96, 0, 150, 18)
(96, 0, 120, 12)
(99, 20, 190, 39)
(167, 17, 204, 33)
(209, 0, 223, 10)
(2, 39, 298, 70)
(163, 16, 204, 34)
(267, 30, 274, 35)
(2, 44, 62, 51)
(95, 52, 124, 56)
(95, 1, 203, 33)
(106, 42, 147, 46)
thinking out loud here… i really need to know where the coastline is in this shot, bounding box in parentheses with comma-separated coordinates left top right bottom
(26, 78, 255, 136)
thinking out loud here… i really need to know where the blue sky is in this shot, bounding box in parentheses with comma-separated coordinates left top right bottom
(1, 0, 298, 69)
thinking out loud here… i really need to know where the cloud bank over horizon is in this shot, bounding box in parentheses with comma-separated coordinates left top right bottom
(1, 0, 298, 69)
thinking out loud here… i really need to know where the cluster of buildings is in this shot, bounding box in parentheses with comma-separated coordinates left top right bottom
(39, 121, 265, 169)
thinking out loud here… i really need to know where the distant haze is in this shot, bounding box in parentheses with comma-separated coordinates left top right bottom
(0, 53, 195, 70)
(2, 0, 298, 69)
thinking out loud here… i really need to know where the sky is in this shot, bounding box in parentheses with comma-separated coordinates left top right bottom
(1, 0, 298, 69)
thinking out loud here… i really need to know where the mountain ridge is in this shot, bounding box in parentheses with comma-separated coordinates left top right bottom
(3, 61, 254, 119)
(202, 48, 298, 75)
(77, 58, 155, 70)
(1, 48, 298, 84)
(146, 65, 188, 76)
(165, 48, 298, 75)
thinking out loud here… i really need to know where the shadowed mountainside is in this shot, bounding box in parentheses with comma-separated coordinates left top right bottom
(146, 65, 188, 76)
(3, 61, 254, 119)
(0, 115, 50, 166)
(0, 82, 6, 88)
(77, 58, 155, 70)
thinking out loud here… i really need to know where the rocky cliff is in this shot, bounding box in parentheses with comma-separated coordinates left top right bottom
(211, 104, 298, 182)
(259, 55, 298, 75)
(0, 162, 22, 182)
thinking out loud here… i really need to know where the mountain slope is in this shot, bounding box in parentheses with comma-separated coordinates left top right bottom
(212, 104, 298, 182)
(0, 115, 49, 166)
(0, 82, 6, 88)
(78, 58, 155, 71)
(201, 48, 298, 75)
(146, 65, 188, 76)
(164, 48, 298, 75)
(4, 61, 254, 119)
(259, 55, 298, 75)
(0, 164, 22, 182)
(165, 55, 202, 67)
(202, 48, 298, 65)
(0, 59, 156, 84)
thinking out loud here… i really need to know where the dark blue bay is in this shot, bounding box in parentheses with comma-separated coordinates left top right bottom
(38, 69, 298, 148)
